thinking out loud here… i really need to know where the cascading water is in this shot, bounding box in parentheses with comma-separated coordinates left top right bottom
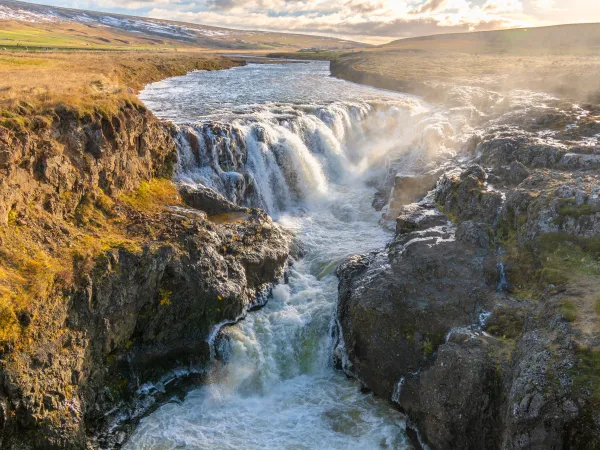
(126, 60, 456, 449)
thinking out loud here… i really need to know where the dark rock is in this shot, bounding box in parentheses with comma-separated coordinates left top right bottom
(337, 204, 495, 400)
(384, 171, 441, 220)
(497, 161, 530, 186)
(435, 165, 504, 224)
(456, 220, 491, 249)
(395, 201, 447, 235)
(179, 184, 246, 216)
(399, 338, 502, 450)
(16, 310, 31, 327)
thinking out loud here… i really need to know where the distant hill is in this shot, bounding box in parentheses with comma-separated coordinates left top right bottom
(0, 0, 366, 51)
(383, 23, 600, 55)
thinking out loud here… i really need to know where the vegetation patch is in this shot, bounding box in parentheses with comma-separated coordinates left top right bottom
(486, 307, 525, 339)
(120, 179, 181, 214)
(573, 348, 600, 405)
(560, 300, 578, 322)
(500, 229, 600, 297)
(266, 51, 345, 61)
(0, 51, 242, 118)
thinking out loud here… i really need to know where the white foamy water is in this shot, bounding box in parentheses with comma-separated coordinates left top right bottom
(127, 61, 456, 449)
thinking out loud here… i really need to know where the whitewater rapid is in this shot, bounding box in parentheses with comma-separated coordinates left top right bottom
(127, 60, 457, 449)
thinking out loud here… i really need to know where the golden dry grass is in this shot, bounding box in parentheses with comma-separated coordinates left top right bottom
(0, 50, 241, 117)
(120, 179, 182, 214)
(334, 24, 600, 104)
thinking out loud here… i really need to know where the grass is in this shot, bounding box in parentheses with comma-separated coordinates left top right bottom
(332, 25, 600, 103)
(0, 15, 363, 52)
(120, 179, 181, 214)
(485, 307, 525, 340)
(561, 300, 578, 322)
(0, 21, 192, 52)
(574, 348, 600, 404)
(500, 231, 600, 297)
(0, 51, 241, 118)
(558, 200, 600, 220)
(266, 51, 346, 61)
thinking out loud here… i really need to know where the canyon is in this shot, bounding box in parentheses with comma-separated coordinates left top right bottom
(0, 31, 599, 450)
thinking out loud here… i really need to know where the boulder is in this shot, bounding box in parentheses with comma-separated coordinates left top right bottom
(179, 184, 246, 216)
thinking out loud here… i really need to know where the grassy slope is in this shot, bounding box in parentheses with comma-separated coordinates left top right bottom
(266, 51, 349, 60)
(333, 24, 600, 104)
(0, 20, 197, 51)
(0, 0, 364, 51)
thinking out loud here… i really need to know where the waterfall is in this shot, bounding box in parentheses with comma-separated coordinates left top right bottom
(127, 61, 457, 450)
(173, 102, 433, 217)
(497, 261, 509, 292)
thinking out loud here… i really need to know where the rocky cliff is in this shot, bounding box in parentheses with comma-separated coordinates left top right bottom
(334, 61, 600, 449)
(0, 100, 290, 448)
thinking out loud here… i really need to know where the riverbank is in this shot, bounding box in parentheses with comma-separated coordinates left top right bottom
(0, 51, 293, 449)
(331, 30, 600, 450)
(0, 51, 242, 125)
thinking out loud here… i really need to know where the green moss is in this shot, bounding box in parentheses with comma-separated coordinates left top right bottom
(422, 340, 434, 356)
(595, 298, 600, 316)
(538, 268, 569, 286)
(119, 179, 181, 214)
(0, 116, 29, 133)
(560, 300, 578, 322)
(486, 308, 525, 339)
(573, 349, 600, 405)
(536, 234, 600, 278)
(158, 288, 172, 306)
(558, 199, 600, 219)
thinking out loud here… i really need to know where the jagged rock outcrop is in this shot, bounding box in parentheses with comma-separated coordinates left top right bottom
(336, 194, 496, 400)
(179, 184, 246, 216)
(0, 102, 176, 227)
(338, 155, 600, 449)
(0, 104, 291, 449)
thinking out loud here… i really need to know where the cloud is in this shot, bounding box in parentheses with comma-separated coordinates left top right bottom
(42, 0, 547, 43)
(411, 0, 448, 14)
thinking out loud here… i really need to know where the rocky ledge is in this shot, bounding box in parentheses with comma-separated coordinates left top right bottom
(0, 102, 290, 448)
(336, 119, 600, 448)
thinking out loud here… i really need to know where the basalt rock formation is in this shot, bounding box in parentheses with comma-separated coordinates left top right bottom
(337, 121, 600, 448)
(0, 102, 290, 449)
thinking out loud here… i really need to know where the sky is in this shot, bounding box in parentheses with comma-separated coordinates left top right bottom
(31, 0, 600, 44)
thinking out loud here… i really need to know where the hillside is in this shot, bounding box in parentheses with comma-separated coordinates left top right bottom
(331, 23, 600, 105)
(385, 23, 600, 55)
(0, 0, 364, 51)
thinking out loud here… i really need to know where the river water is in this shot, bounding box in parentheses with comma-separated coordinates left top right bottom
(127, 61, 453, 449)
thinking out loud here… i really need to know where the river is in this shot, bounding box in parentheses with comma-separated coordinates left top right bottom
(126, 60, 453, 449)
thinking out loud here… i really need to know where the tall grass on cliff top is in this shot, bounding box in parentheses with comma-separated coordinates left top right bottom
(0, 51, 240, 122)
